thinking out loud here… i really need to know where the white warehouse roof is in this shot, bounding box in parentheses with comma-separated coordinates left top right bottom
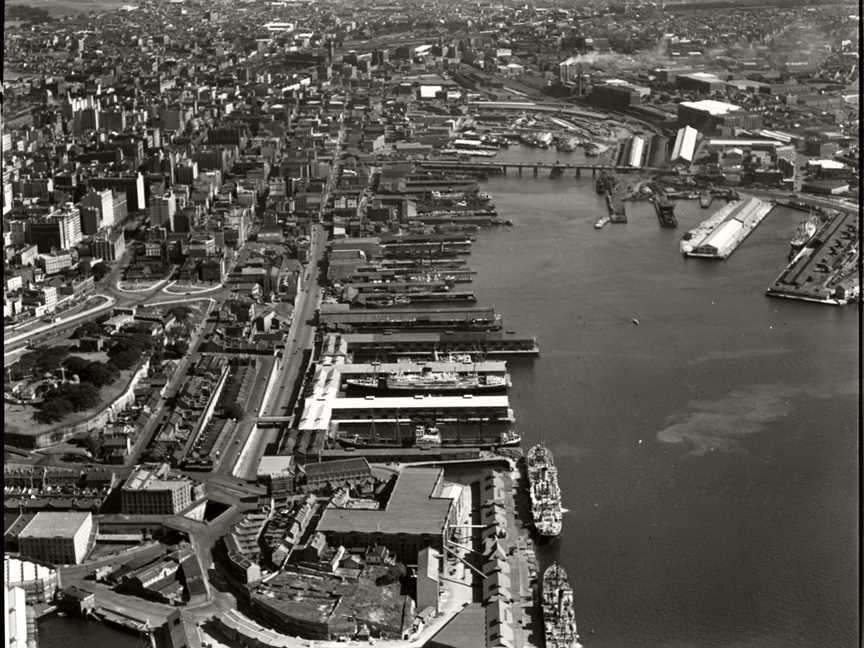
(703, 219, 743, 251)
(679, 99, 741, 116)
(671, 126, 698, 162)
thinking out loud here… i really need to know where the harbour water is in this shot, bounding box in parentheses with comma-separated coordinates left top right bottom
(471, 146, 858, 647)
(38, 612, 141, 648)
(33, 147, 858, 648)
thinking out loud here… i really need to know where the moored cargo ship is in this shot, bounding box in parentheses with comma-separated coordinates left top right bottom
(788, 213, 820, 260)
(542, 563, 583, 648)
(335, 421, 521, 448)
(344, 366, 511, 393)
(526, 443, 563, 537)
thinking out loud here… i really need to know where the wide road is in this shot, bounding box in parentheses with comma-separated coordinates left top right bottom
(232, 223, 326, 480)
(232, 123, 344, 480)
(3, 294, 116, 359)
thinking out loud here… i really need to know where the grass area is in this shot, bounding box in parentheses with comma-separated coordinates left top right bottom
(5, 368, 133, 437)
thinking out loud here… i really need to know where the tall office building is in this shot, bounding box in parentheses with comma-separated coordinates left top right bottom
(149, 192, 177, 228)
(26, 205, 82, 252)
(80, 188, 115, 229)
(89, 173, 146, 212)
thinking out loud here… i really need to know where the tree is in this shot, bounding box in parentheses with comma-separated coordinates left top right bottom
(15, 346, 70, 377)
(223, 403, 245, 420)
(375, 562, 407, 586)
(168, 305, 191, 321)
(44, 383, 100, 411)
(82, 362, 118, 387)
(33, 397, 73, 424)
(91, 262, 111, 281)
(72, 321, 103, 339)
(108, 349, 140, 370)
(63, 357, 118, 387)
(167, 339, 189, 359)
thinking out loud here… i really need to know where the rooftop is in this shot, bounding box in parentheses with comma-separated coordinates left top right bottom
(679, 99, 741, 115)
(317, 467, 453, 537)
(123, 464, 189, 491)
(19, 512, 91, 538)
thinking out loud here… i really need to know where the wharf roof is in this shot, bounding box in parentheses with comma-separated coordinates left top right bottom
(336, 360, 508, 375)
(317, 467, 452, 537)
(329, 394, 510, 410)
(339, 330, 532, 343)
(302, 457, 371, 478)
(19, 512, 91, 538)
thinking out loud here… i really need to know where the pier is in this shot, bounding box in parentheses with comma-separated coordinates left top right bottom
(681, 196, 773, 259)
(766, 211, 859, 305)
(332, 331, 540, 361)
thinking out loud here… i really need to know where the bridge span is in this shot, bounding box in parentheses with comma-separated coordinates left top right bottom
(405, 159, 667, 178)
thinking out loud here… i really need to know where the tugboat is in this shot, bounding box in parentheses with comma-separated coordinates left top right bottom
(543, 563, 583, 648)
(526, 444, 563, 537)
(594, 215, 611, 230)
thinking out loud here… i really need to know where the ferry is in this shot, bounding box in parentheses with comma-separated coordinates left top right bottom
(526, 444, 563, 537)
(543, 563, 583, 648)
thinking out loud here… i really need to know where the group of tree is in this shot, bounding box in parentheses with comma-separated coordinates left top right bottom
(375, 562, 408, 587)
(33, 383, 100, 424)
(71, 321, 103, 339)
(168, 305, 192, 322)
(12, 346, 70, 380)
(63, 356, 119, 388)
(107, 332, 162, 369)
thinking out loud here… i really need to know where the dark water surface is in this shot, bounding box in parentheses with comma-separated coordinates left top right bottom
(471, 149, 858, 648)
(35, 147, 858, 648)
(38, 612, 141, 648)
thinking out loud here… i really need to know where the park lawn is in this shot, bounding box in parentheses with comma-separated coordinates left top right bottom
(5, 368, 134, 438)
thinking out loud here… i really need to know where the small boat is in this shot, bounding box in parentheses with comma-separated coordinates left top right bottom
(631, 318, 640, 326)
(594, 215, 611, 230)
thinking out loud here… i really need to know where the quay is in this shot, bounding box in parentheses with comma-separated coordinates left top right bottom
(681, 196, 774, 259)
(766, 211, 859, 305)
(318, 304, 501, 331)
(329, 331, 540, 360)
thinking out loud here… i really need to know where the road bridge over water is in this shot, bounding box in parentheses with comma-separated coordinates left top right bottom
(403, 158, 667, 178)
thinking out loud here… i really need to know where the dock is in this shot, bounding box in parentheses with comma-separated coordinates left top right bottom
(766, 211, 859, 305)
(335, 331, 540, 360)
(681, 196, 774, 259)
